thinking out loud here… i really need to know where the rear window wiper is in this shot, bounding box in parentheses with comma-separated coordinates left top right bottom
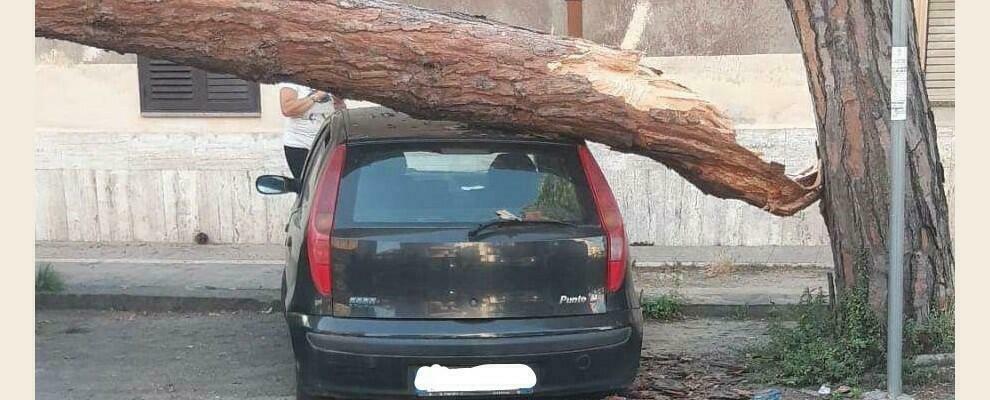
(467, 214, 577, 240)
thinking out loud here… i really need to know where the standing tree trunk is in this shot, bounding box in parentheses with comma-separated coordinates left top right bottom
(785, 0, 953, 323)
(35, 0, 820, 216)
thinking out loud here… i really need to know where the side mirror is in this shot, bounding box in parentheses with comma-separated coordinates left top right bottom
(255, 175, 296, 195)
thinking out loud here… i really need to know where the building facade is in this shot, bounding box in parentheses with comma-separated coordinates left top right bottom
(35, 0, 954, 248)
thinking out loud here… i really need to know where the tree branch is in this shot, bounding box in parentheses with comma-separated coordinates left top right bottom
(36, 0, 820, 215)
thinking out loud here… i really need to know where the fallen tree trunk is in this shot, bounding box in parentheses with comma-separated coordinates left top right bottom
(36, 0, 819, 216)
(785, 0, 953, 323)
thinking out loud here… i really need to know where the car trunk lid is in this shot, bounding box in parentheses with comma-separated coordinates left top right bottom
(328, 140, 610, 319)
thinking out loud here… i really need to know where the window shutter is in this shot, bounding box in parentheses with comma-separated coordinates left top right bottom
(924, 0, 954, 103)
(138, 58, 200, 112)
(205, 72, 261, 112)
(138, 57, 260, 114)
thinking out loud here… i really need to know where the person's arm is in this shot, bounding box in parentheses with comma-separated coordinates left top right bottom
(280, 87, 327, 117)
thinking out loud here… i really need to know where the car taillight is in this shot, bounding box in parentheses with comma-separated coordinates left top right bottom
(577, 144, 627, 293)
(306, 145, 347, 296)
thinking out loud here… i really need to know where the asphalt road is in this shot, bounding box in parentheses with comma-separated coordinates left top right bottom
(35, 310, 772, 400)
(36, 310, 295, 400)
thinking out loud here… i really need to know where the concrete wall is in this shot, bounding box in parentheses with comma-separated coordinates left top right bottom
(35, 132, 295, 243)
(34, 1, 955, 246)
(584, 0, 800, 56)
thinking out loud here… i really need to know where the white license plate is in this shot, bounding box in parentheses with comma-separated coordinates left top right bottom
(414, 364, 537, 396)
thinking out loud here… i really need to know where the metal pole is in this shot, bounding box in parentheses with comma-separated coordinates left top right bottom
(887, 0, 909, 397)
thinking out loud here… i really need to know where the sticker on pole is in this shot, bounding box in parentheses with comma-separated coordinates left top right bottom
(890, 46, 908, 121)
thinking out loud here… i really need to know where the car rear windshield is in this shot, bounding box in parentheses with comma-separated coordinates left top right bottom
(333, 141, 599, 228)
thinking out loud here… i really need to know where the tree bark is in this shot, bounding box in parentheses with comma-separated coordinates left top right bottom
(785, 0, 953, 322)
(36, 0, 820, 216)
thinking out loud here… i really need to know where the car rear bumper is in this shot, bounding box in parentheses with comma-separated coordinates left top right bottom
(286, 310, 643, 399)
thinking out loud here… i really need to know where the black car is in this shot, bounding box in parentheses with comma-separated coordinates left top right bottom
(256, 109, 643, 399)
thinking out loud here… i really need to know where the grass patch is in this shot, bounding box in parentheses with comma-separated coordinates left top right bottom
(906, 307, 954, 355)
(35, 263, 65, 293)
(747, 286, 883, 386)
(642, 294, 683, 321)
(904, 307, 955, 388)
(747, 285, 955, 388)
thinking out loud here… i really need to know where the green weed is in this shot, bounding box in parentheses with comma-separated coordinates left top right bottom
(905, 307, 954, 355)
(748, 286, 954, 388)
(748, 285, 883, 386)
(35, 263, 65, 293)
(642, 294, 683, 321)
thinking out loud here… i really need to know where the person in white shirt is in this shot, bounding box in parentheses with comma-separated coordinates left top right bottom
(278, 82, 346, 179)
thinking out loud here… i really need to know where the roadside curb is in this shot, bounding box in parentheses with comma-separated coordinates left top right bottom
(36, 292, 283, 313)
(634, 261, 831, 269)
(37, 291, 807, 320)
(678, 303, 805, 320)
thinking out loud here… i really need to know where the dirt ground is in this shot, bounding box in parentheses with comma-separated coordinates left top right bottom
(35, 310, 952, 400)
